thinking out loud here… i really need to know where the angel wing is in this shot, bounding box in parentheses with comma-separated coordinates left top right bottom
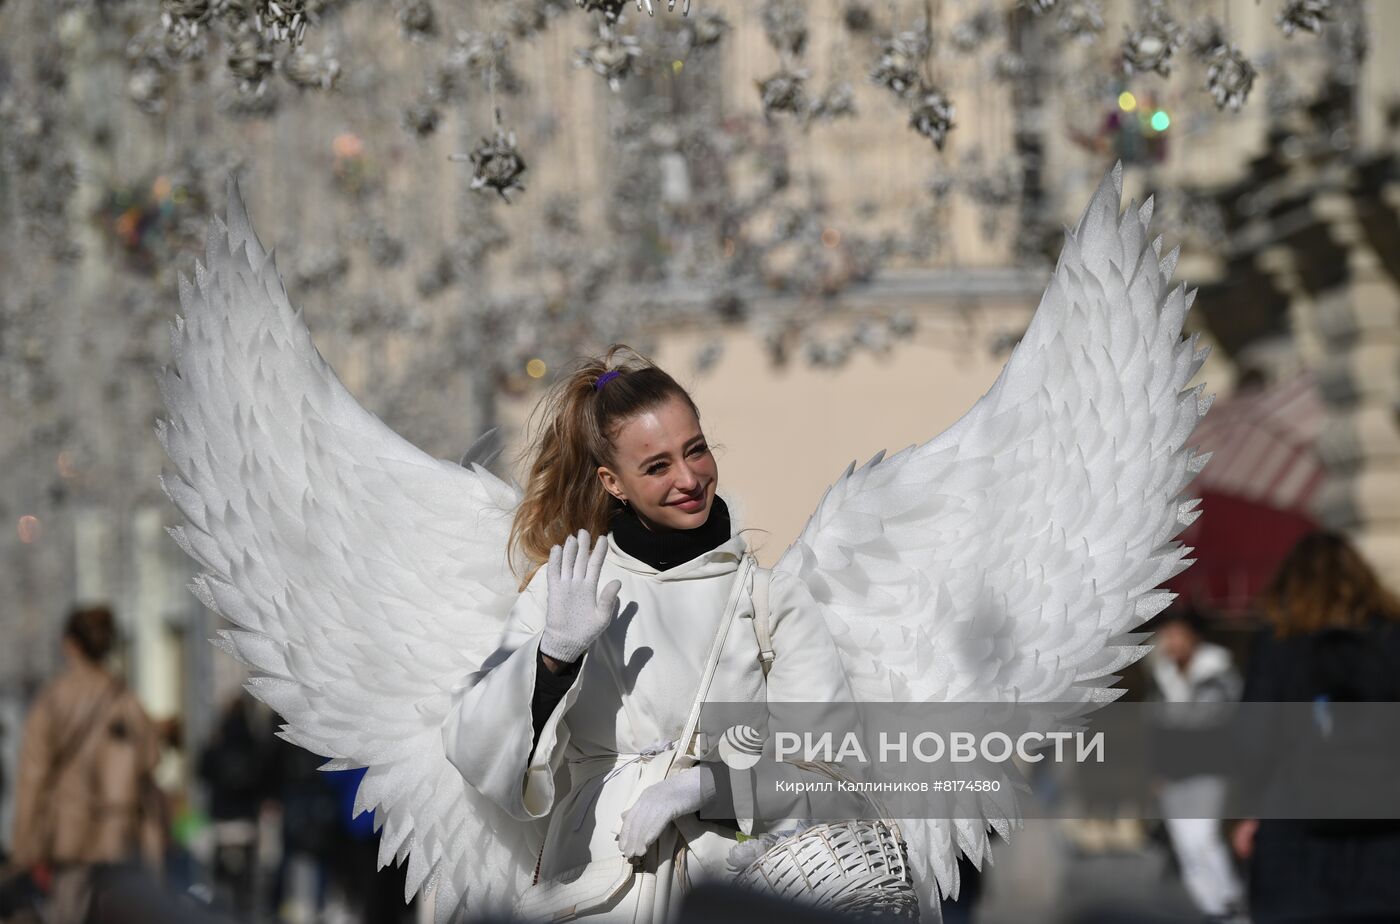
(158, 177, 531, 919)
(776, 164, 1210, 903)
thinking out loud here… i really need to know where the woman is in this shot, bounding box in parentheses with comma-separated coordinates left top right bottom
(442, 346, 859, 922)
(1233, 531, 1400, 923)
(12, 606, 165, 924)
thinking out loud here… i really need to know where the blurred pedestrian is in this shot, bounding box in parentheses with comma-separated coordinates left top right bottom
(196, 696, 276, 916)
(267, 732, 341, 923)
(11, 606, 165, 924)
(1148, 607, 1245, 922)
(1234, 531, 1400, 923)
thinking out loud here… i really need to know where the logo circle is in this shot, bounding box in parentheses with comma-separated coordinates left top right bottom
(718, 724, 765, 770)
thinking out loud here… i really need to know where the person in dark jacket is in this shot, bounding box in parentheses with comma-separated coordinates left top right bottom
(1233, 531, 1400, 923)
(197, 696, 277, 916)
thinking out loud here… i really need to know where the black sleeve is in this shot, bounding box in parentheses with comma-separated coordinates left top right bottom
(1241, 629, 1282, 703)
(531, 650, 581, 750)
(701, 766, 741, 831)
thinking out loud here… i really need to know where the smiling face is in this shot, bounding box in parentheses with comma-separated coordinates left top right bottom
(596, 394, 718, 532)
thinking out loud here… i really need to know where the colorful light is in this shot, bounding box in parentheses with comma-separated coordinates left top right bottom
(333, 132, 364, 159)
(17, 515, 40, 544)
(1118, 92, 1137, 112)
(672, 59, 684, 74)
(1150, 110, 1170, 131)
(526, 359, 547, 379)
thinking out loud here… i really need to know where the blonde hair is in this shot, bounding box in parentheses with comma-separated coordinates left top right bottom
(509, 345, 699, 589)
(1259, 531, 1400, 637)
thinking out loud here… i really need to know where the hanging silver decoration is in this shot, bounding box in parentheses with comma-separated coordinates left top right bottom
(403, 97, 441, 137)
(252, 1, 310, 47)
(126, 63, 169, 114)
(1122, 19, 1180, 77)
(870, 29, 929, 99)
(992, 51, 1027, 82)
(808, 81, 857, 122)
(397, 0, 437, 42)
(363, 222, 406, 268)
(1277, 0, 1331, 37)
(1205, 45, 1255, 111)
(504, 2, 554, 38)
(282, 46, 340, 90)
(683, 10, 730, 50)
(416, 251, 458, 298)
(292, 244, 350, 293)
(950, 8, 997, 55)
(842, 2, 876, 34)
(125, 32, 174, 114)
(761, 0, 808, 57)
(908, 85, 955, 149)
(635, 0, 691, 15)
(756, 69, 808, 119)
(160, 0, 215, 41)
(453, 129, 528, 202)
(576, 0, 629, 23)
(219, 84, 281, 117)
(1187, 18, 1229, 60)
(162, 24, 211, 63)
(227, 31, 276, 94)
(1056, 0, 1104, 43)
(576, 29, 642, 91)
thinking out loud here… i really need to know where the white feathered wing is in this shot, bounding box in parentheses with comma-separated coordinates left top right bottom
(776, 164, 1211, 905)
(158, 177, 531, 920)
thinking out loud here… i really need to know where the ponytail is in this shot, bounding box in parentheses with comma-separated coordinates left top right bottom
(510, 345, 699, 588)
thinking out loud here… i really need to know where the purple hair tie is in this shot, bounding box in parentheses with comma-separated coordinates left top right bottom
(595, 369, 621, 391)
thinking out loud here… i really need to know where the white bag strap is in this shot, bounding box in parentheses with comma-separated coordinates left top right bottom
(666, 553, 757, 777)
(751, 567, 774, 677)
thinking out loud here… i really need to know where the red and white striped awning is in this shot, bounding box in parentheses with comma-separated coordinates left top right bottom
(1189, 373, 1326, 515)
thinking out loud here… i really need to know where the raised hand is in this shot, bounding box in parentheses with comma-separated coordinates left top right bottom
(540, 529, 622, 664)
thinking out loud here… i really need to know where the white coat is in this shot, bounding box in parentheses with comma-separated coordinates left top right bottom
(442, 531, 858, 921)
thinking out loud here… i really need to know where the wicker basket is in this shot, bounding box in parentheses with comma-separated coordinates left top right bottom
(732, 817, 919, 920)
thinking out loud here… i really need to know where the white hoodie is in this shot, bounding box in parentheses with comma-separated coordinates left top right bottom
(1150, 641, 1241, 705)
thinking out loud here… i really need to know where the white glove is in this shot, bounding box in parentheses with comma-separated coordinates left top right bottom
(540, 529, 622, 664)
(616, 765, 717, 858)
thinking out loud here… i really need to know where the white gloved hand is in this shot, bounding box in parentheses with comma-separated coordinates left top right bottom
(540, 529, 622, 664)
(616, 765, 718, 858)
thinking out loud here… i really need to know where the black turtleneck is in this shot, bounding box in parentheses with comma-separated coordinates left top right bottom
(607, 494, 733, 572)
(529, 496, 734, 748)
